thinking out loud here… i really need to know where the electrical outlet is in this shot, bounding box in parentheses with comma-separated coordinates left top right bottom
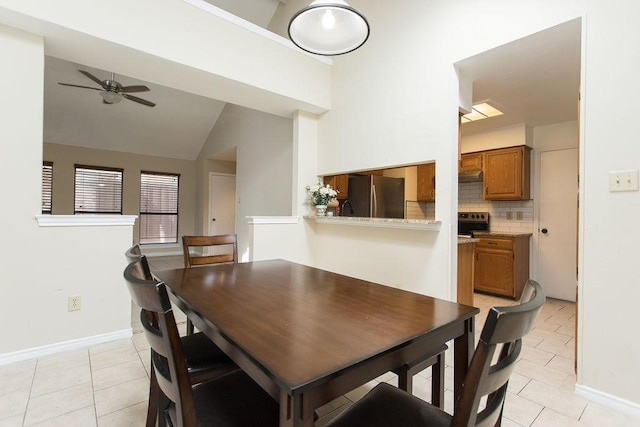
(68, 295, 81, 312)
(506, 211, 513, 220)
(516, 211, 523, 220)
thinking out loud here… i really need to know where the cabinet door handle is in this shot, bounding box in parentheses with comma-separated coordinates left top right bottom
(488, 242, 498, 245)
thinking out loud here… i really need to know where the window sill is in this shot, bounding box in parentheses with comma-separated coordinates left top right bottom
(35, 215, 137, 227)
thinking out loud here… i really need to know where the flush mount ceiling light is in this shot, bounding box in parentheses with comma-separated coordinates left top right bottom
(99, 91, 124, 104)
(461, 102, 504, 123)
(288, 0, 370, 56)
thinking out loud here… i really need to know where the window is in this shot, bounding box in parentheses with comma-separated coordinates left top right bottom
(42, 161, 53, 214)
(139, 171, 179, 244)
(74, 165, 123, 214)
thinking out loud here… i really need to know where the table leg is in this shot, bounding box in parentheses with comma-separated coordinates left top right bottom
(453, 317, 475, 404)
(279, 390, 314, 427)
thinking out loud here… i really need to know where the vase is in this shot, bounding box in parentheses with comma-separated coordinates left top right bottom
(315, 205, 327, 216)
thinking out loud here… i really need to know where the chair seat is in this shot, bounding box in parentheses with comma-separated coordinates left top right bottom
(327, 382, 452, 427)
(167, 370, 280, 427)
(182, 331, 237, 381)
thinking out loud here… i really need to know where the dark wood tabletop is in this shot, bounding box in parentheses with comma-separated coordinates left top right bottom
(155, 259, 479, 427)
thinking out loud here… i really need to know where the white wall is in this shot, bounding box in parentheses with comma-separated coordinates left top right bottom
(199, 104, 294, 261)
(0, 26, 133, 358)
(268, 0, 640, 410)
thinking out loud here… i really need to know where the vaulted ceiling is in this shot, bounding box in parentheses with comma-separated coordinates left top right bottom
(43, 1, 581, 162)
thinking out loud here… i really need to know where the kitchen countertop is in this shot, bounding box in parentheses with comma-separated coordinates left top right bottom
(473, 231, 533, 237)
(457, 236, 479, 244)
(304, 215, 441, 231)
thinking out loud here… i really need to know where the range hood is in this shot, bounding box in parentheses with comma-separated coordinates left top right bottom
(458, 170, 483, 183)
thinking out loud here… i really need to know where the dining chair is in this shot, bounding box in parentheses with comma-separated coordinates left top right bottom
(391, 343, 448, 408)
(123, 252, 240, 427)
(326, 279, 545, 427)
(124, 257, 279, 427)
(181, 234, 238, 335)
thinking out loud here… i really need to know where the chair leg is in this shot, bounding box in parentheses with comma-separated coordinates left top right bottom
(146, 364, 158, 427)
(431, 352, 445, 409)
(186, 318, 194, 336)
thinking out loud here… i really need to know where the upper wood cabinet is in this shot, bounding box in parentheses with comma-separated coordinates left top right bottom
(417, 163, 436, 202)
(483, 146, 531, 200)
(459, 152, 483, 173)
(323, 174, 349, 199)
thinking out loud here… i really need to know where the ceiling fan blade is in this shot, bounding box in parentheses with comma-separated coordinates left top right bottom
(78, 70, 107, 89)
(58, 82, 101, 91)
(120, 85, 150, 93)
(123, 93, 156, 107)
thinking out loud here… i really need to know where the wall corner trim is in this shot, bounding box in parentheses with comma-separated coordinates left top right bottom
(35, 215, 138, 227)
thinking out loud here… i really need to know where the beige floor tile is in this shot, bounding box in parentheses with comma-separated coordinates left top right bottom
(315, 402, 351, 427)
(499, 417, 524, 427)
(315, 396, 350, 418)
(507, 372, 532, 395)
(96, 401, 147, 427)
(556, 325, 576, 337)
(89, 339, 133, 356)
(28, 406, 97, 427)
(519, 380, 587, 420)
(0, 359, 36, 396)
(35, 350, 89, 373)
(502, 391, 544, 426)
(579, 401, 640, 426)
(0, 388, 30, 420)
(30, 358, 91, 398)
(532, 407, 582, 426)
(23, 382, 94, 426)
(514, 358, 569, 388)
(93, 377, 148, 417)
(537, 337, 575, 359)
(130, 333, 149, 352)
(91, 360, 148, 391)
(344, 380, 378, 403)
(0, 415, 25, 427)
(520, 345, 555, 366)
(89, 345, 139, 372)
(546, 355, 575, 376)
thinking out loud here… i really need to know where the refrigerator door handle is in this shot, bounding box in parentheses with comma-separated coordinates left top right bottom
(371, 183, 377, 217)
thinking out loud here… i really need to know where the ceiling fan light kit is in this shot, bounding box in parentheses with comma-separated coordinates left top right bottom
(58, 70, 156, 107)
(288, 0, 369, 56)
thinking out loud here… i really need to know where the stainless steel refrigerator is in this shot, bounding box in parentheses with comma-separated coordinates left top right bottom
(344, 175, 405, 218)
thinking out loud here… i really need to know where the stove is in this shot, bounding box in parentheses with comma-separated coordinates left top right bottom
(458, 212, 490, 237)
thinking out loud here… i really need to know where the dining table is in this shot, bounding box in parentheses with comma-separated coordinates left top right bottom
(154, 259, 479, 427)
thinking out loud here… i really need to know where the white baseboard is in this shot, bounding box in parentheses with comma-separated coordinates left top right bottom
(0, 329, 133, 366)
(575, 384, 640, 419)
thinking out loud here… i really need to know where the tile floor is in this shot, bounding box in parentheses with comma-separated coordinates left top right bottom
(1, 257, 639, 426)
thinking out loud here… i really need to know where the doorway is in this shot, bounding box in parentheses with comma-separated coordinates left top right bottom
(208, 173, 236, 255)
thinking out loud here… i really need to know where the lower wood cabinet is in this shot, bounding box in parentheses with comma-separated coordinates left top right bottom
(473, 234, 530, 299)
(457, 241, 475, 306)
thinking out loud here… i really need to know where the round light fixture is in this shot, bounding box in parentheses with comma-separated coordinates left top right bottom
(288, 0, 370, 56)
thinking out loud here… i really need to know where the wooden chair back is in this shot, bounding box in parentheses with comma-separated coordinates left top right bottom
(182, 234, 238, 268)
(124, 244, 153, 280)
(124, 256, 198, 426)
(453, 279, 545, 426)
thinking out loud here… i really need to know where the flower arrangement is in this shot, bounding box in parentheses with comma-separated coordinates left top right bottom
(306, 183, 338, 206)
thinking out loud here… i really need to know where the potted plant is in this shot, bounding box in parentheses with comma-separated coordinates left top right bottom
(306, 183, 338, 216)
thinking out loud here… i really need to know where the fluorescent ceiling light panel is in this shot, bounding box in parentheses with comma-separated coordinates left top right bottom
(462, 102, 504, 123)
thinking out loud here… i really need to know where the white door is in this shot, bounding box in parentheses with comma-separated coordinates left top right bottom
(208, 173, 236, 255)
(538, 148, 578, 301)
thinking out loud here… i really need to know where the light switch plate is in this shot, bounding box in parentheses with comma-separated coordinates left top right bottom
(609, 170, 639, 192)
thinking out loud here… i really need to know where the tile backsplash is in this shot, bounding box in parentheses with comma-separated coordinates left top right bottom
(406, 200, 435, 220)
(458, 181, 533, 233)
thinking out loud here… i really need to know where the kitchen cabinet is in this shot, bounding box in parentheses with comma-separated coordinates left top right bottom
(474, 235, 530, 299)
(459, 152, 483, 173)
(416, 163, 435, 202)
(457, 240, 475, 306)
(483, 146, 531, 200)
(323, 174, 349, 199)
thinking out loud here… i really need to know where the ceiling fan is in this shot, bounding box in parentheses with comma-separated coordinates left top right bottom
(58, 70, 156, 107)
